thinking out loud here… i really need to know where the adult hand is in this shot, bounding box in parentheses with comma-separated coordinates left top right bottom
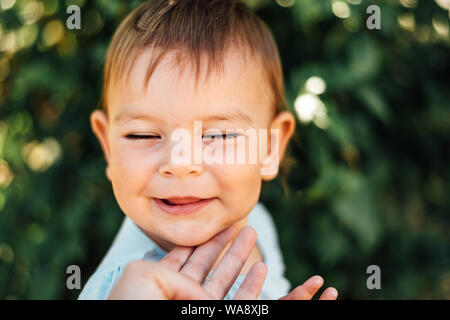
(108, 226, 267, 299)
(108, 224, 338, 300)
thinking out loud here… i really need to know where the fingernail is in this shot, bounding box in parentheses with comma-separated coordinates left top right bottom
(330, 287, 338, 297)
(313, 275, 324, 286)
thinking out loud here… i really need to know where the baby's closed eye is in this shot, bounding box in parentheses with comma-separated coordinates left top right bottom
(125, 134, 161, 140)
(202, 133, 241, 140)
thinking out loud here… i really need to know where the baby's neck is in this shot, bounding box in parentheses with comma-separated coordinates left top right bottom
(140, 219, 264, 274)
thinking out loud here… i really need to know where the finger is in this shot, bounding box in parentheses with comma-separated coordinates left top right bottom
(150, 263, 213, 300)
(159, 246, 194, 271)
(108, 260, 211, 300)
(180, 225, 238, 282)
(203, 226, 257, 299)
(279, 275, 324, 300)
(319, 287, 338, 300)
(233, 262, 267, 300)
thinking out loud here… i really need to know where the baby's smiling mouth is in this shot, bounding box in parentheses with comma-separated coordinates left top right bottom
(153, 196, 215, 215)
(161, 197, 205, 205)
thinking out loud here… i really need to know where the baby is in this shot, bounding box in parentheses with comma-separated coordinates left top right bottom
(78, 0, 337, 300)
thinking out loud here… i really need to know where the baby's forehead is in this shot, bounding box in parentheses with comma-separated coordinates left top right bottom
(111, 47, 273, 110)
(133, 46, 267, 90)
(108, 48, 274, 127)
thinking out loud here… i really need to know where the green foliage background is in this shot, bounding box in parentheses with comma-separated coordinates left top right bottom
(0, 0, 449, 299)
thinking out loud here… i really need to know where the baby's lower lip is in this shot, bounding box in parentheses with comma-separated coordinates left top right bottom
(153, 198, 215, 215)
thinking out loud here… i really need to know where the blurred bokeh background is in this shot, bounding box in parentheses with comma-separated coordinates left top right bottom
(0, 0, 449, 299)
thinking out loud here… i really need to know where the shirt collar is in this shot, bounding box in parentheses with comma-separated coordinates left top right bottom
(126, 217, 168, 259)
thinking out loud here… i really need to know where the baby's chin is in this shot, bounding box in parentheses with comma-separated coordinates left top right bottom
(156, 221, 229, 247)
(163, 228, 221, 247)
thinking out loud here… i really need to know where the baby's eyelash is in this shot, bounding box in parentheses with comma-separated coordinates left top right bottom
(202, 133, 240, 140)
(125, 134, 161, 140)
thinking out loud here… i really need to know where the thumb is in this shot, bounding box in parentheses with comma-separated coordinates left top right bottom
(150, 264, 212, 300)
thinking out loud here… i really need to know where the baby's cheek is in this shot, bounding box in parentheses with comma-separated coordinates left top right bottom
(109, 153, 153, 211)
(216, 164, 262, 213)
(219, 163, 260, 190)
(112, 146, 157, 180)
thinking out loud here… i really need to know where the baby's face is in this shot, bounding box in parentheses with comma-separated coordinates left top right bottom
(91, 48, 294, 249)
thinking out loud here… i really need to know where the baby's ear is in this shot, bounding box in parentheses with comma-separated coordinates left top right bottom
(106, 166, 112, 182)
(90, 110, 112, 181)
(261, 111, 296, 181)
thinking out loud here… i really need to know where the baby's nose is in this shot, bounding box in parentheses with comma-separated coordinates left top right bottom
(158, 161, 203, 178)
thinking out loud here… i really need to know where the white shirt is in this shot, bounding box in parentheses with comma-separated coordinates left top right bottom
(78, 202, 291, 299)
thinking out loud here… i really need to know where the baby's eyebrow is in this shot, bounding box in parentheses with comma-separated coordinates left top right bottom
(202, 112, 254, 126)
(113, 111, 162, 125)
(113, 110, 253, 126)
